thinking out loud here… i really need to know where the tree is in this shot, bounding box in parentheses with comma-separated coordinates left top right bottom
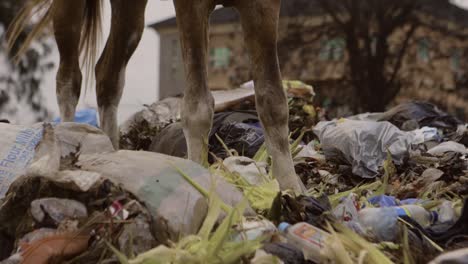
(279, 0, 452, 113)
(0, 0, 52, 122)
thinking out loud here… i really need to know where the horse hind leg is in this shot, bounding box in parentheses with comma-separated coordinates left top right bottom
(174, 0, 215, 164)
(175, 1, 214, 164)
(236, 0, 305, 192)
(53, 0, 87, 122)
(95, 0, 147, 149)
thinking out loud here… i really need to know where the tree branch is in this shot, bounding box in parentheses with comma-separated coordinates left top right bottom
(387, 22, 418, 95)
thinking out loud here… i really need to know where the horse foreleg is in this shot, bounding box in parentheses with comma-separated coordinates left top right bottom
(236, 0, 305, 192)
(174, 0, 215, 164)
(95, 0, 147, 148)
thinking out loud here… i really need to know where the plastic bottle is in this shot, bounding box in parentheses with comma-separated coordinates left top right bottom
(358, 205, 438, 241)
(397, 204, 438, 227)
(278, 222, 330, 263)
(332, 193, 359, 222)
(358, 207, 399, 241)
(231, 220, 277, 242)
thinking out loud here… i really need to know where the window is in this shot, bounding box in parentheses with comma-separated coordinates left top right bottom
(417, 38, 431, 63)
(451, 49, 462, 72)
(170, 38, 179, 80)
(210, 47, 231, 68)
(319, 37, 345, 61)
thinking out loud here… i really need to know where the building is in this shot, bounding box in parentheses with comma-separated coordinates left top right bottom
(150, 0, 468, 117)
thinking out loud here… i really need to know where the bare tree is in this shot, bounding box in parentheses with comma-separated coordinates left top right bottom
(278, 0, 457, 112)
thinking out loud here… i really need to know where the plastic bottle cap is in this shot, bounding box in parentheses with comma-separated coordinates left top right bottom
(278, 222, 291, 233)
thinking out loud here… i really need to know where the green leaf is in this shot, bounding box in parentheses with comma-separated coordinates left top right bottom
(198, 194, 222, 240)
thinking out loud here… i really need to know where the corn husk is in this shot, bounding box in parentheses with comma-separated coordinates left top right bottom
(322, 222, 395, 264)
(212, 162, 280, 214)
(109, 186, 264, 264)
(328, 181, 382, 208)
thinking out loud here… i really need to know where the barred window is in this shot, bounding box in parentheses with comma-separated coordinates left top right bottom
(319, 37, 345, 61)
(417, 37, 431, 63)
(210, 47, 231, 68)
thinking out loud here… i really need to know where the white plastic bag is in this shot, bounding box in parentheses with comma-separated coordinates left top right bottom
(0, 122, 114, 197)
(77, 150, 248, 243)
(313, 119, 417, 178)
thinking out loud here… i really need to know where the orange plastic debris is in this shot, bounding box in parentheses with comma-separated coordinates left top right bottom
(19, 232, 89, 264)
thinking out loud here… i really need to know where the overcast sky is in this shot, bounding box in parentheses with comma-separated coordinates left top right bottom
(42, 0, 468, 123)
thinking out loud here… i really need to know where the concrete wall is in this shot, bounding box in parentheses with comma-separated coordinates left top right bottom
(157, 23, 250, 97)
(156, 14, 468, 118)
(158, 30, 186, 99)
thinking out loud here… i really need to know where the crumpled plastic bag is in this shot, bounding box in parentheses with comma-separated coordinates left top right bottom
(223, 156, 268, 186)
(429, 248, 468, 264)
(150, 111, 263, 161)
(2, 149, 248, 251)
(211, 122, 264, 159)
(313, 119, 419, 178)
(0, 122, 114, 198)
(427, 141, 467, 156)
(53, 108, 99, 128)
(120, 97, 182, 150)
(76, 150, 250, 243)
(378, 101, 463, 131)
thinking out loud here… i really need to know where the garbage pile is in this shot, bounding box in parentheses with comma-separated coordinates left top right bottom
(122, 80, 317, 161)
(0, 82, 467, 263)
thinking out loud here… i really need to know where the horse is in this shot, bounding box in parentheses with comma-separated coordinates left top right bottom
(7, 0, 304, 192)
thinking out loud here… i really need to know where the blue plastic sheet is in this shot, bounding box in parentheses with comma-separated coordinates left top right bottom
(368, 195, 423, 207)
(53, 108, 98, 128)
(368, 195, 398, 207)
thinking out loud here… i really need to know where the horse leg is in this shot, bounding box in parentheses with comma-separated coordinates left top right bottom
(236, 0, 304, 192)
(53, 0, 86, 122)
(95, 0, 147, 148)
(174, 0, 215, 164)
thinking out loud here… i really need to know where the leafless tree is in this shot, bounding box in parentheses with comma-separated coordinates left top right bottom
(279, 0, 456, 112)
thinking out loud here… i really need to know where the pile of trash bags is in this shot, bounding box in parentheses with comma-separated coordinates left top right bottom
(0, 80, 467, 263)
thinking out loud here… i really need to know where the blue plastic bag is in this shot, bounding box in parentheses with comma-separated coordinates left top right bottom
(53, 108, 98, 128)
(368, 195, 398, 207)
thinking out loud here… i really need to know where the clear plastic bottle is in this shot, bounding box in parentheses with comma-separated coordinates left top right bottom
(278, 222, 330, 263)
(231, 220, 277, 242)
(397, 204, 437, 227)
(358, 207, 399, 241)
(358, 205, 438, 241)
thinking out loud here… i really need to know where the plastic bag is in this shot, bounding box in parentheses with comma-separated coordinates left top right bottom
(149, 122, 187, 158)
(378, 102, 462, 131)
(427, 141, 467, 156)
(429, 248, 468, 264)
(211, 122, 264, 159)
(0, 123, 43, 197)
(150, 111, 263, 161)
(0, 122, 114, 198)
(53, 108, 98, 127)
(76, 150, 249, 243)
(313, 119, 417, 178)
(120, 97, 182, 150)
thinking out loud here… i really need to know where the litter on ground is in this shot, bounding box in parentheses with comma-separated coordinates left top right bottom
(0, 81, 467, 264)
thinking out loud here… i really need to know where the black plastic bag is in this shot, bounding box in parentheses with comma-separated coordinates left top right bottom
(379, 102, 463, 131)
(209, 122, 264, 160)
(150, 111, 264, 161)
